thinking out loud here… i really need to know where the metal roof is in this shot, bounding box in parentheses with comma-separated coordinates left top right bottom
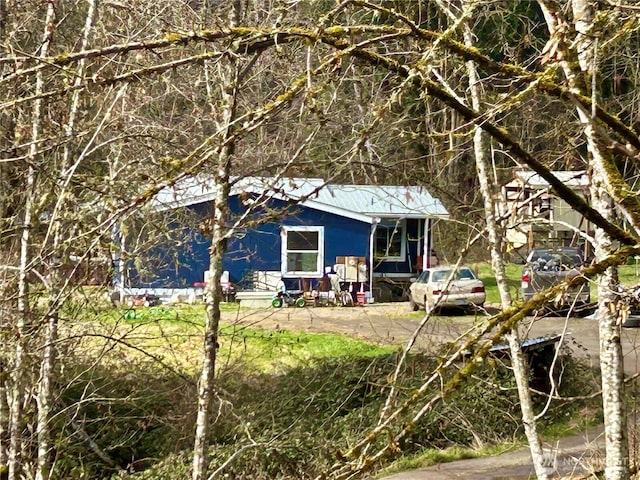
(152, 176, 448, 222)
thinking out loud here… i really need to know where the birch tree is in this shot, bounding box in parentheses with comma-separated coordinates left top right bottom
(0, 0, 12, 470)
(454, 1, 549, 476)
(191, 1, 242, 477)
(537, 1, 632, 477)
(8, 3, 57, 479)
(35, 2, 99, 479)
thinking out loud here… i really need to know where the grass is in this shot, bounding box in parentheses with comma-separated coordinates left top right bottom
(93, 303, 394, 375)
(619, 263, 640, 285)
(473, 262, 523, 304)
(379, 443, 517, 477)
(541, 407, 602, 440)
(218, 325, 395, 374)
(379, 446, 482, 475)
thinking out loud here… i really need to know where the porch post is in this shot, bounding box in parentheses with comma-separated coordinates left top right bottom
(416, 217, 422, 272)
(425, 218, 432, 269)
(112, 223, 126, 304)
(369, 218, 379, 297)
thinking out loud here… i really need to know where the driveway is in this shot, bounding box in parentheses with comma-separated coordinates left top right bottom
(224, 302, 640, 479)
(225, 303, 640, 375)
(378, 423, 607, 479)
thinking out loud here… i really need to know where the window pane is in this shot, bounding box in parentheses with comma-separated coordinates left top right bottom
(376, 224, 402, 257)
(457, 268, 475, 280)
(287, 231, 318, 250)
(388, 232, 401, 256)
(375, 233, 389, 255)
(287, 252, 318, 272)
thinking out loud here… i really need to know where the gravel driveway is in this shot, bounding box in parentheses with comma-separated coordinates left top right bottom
(224, 302, 640, 375)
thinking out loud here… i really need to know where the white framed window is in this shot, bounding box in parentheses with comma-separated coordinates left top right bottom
(281, 226, 324, 277)
(375, 219, 406, 261)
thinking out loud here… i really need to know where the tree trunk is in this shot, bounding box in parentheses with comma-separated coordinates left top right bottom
(0, 0, 10, 470)
(462, 16, 549, 479)
(35, 312, 56, 480)
(0, 312, 7, 472)
(35, 2, 97, 479)
(537, 1, 629, 477)
(10, 3, 56, 479)
(191, 2, 241, 479)
(577, 4, 629, 479)
(592, 187, 628, 480)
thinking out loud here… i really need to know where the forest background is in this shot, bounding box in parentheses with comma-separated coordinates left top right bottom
(1, 1, 640, 480)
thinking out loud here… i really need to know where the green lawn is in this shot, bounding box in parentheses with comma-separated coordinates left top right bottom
(84, 298, 601, 480)
(98, 304, 394, 375)
(473, 263, 523, 304)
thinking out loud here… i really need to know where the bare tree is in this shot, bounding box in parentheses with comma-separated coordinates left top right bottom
(8, 3, 57, 479)
(454, 1, 550, 476)
(35, 2, 99, 479)
(0, 2, 639, 478)
(191, 0, 242, 477)
(537, 1, 631, 477)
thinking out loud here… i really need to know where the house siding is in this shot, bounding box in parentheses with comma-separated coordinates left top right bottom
(127, 191, 437, 292)
(128, 196, 372, 289)
(224, 196, 371, 287)
(125, 202, 212, 288)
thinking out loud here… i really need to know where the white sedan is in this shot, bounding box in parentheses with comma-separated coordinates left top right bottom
(409, 266, 486, 313)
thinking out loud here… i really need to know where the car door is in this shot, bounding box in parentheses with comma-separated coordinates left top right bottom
(412, 270, 430, 307)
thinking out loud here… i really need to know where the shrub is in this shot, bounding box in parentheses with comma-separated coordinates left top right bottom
(132, 349, 601, 479)
(50, 338, 600, 479)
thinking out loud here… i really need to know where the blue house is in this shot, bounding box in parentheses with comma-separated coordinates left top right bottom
(123, 177, 448, 302)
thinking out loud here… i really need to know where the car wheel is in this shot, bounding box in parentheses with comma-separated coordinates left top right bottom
(295, 297, 306, 308)
(272, 297, 283, 308)
(409, 296, 418, 312)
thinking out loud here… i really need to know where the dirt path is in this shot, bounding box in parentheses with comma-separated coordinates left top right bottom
(223, 302, 478, 351)
(222, 302, 640, 479)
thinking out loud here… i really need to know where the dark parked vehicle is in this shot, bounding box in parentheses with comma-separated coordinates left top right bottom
(521, 247, 590, 310)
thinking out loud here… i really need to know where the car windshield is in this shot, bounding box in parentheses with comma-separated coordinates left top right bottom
(431, 268, 475, 282)
(417, 271, 429, 282)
